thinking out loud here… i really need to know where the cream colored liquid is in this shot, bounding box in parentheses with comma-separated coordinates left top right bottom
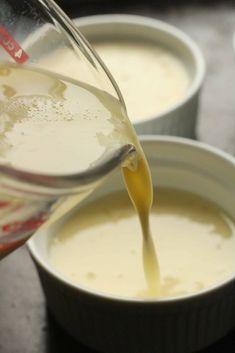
(0, 63, 136, 174)
(50, 189, 235, 298)
(0, 62, 158, 293)
(39, 41, 190, 122)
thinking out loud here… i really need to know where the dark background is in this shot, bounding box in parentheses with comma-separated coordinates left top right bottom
(1, 1, 235, 352)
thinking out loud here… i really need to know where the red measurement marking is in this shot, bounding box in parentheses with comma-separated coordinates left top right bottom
(0, 201, 10, 208)
(0, 26, 29, 63)
(0, 237, 26, 252)
(2, 217, 45, 234)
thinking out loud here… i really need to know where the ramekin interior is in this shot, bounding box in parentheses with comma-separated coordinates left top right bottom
(74, 14, 206, 125)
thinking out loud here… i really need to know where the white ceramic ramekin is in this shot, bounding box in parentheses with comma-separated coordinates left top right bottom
(28, 136, 235, 353)
(74, 15, 206, 137)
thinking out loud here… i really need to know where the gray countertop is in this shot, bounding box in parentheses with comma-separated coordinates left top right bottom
(0, 2, 235, 353)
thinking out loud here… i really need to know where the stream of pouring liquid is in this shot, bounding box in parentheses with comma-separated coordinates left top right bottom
(123, 155, 160, 296)
(0, 62, 160, 295)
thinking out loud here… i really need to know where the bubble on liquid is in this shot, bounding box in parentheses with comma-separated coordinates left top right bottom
(0, 66, 11, 76)
(5, 95, 76, 123)
(195, 281, 204, 290)
(117, 273, 124, 279)
(86, 272, 97, 280)
(52, 238, 60, 245)
(2, 84, 16, 98)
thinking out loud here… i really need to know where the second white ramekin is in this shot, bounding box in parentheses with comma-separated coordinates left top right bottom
(74, 15, 206, 137)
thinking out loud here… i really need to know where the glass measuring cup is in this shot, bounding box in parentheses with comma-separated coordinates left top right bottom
(0, 0, 136, 259)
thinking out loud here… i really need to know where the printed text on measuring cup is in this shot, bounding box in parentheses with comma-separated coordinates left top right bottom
(0, 26, 29, 63)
